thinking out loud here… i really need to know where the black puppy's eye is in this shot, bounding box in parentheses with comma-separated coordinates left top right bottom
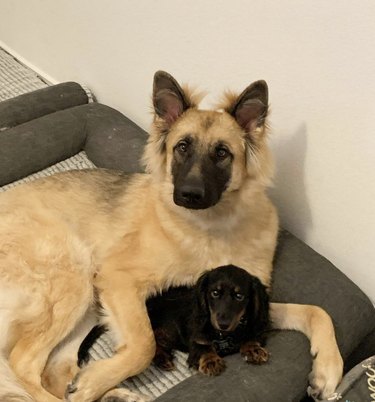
(211, 290, 220, 298)
(177, 141, 188, 154)
(235, 293, 244, 301)
(216, 146, 229, 159)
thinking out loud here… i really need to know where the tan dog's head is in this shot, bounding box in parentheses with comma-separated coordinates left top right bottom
(143, 71, 273, 210)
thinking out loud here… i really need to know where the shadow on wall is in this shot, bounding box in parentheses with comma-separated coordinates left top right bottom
(269, 123, 312, 240)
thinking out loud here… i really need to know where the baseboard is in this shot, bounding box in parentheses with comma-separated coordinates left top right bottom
(0, 40, 59, 85)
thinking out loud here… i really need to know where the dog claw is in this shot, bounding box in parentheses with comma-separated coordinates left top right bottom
(241, 342, 269, 365)
(64, 387, 76, 402)
(65, 382, 77, 394)
(307, 385, 323, 401)
(198, 352, 226, 376)
(64, 374, 79, 400)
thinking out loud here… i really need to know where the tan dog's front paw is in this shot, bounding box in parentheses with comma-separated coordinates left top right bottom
(64, 363, 105, 402)
(307, 348, 343, 401)
(198, 352, 226, 376)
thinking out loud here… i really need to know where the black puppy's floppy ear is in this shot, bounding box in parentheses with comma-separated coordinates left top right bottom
(247, 277, 269, 334)
(153, 71, 191, 125)
(190, 271, 212, 345)
(195, 271, 210, 315)
(227, 80, 268, 133)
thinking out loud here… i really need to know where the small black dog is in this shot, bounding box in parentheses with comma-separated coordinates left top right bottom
(79, 265, 270, 376)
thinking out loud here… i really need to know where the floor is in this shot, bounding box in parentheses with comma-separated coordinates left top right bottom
(0, 47, 48, 101)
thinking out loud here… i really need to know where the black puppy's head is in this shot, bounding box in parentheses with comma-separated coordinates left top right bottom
(196, 265, 269, 333)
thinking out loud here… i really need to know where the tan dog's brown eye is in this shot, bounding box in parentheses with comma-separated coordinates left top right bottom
(235, 293, 244, 301)
(177, 141, 188, 153)
(216, 147, 229, 159)
(211, 290, 220, 298)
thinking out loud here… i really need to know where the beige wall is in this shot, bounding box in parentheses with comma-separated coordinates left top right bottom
(0, 0, 374, 301)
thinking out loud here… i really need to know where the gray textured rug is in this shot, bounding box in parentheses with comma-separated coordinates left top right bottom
(0, 47, 48, 100)
(0, 46, 192, 400)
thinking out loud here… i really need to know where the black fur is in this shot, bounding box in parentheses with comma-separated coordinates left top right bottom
(77, 324, 107, 368)
(78, 265, 269, 374)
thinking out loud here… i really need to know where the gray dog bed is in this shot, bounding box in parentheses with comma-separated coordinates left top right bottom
(0, 81, 374, 402)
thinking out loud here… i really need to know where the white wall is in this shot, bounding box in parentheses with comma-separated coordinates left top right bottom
(0, 0, 374, 301)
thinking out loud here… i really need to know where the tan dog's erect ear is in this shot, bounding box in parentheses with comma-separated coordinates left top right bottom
(153, 71, 191, 125)
(227, 80, 268, 133)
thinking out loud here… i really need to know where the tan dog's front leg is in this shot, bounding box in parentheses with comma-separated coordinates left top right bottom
(65, 273, 155, 402)
(270, 302, 343, 401)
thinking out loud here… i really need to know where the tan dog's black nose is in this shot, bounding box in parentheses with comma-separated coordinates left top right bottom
(180, 184, 205, 205)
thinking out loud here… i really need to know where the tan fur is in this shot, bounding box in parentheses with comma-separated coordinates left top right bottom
(0, 76, 342, 402)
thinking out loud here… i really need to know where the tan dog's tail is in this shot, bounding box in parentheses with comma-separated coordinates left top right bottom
(0, 357, 33, 402)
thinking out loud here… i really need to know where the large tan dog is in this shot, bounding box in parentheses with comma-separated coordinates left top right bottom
(0, 72, 343, 402)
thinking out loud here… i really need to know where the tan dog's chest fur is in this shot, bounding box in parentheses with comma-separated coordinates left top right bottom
(0, 168, 277, 293)
(0, 71, 343, 402)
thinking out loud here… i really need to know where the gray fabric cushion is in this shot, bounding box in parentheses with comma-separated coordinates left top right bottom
(272, 231, 375, 361)
(155, 331, 311, 402)
(0, 100, 147, 186)
(0, 106, 87, 185)
(0, 82, 88, 130)
(83, 103, 147, 173)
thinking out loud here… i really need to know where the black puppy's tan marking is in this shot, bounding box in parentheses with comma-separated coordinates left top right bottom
(198, 351, 226, 376)
(240, 341, 269, 364)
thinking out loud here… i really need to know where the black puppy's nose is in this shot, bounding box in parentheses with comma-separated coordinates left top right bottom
(180, 184, 205, 204)
(218, 322, 230, 331)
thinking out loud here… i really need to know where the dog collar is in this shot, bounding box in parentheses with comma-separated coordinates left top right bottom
(212, 317, 247, 355)
(212, 331, 239, 355)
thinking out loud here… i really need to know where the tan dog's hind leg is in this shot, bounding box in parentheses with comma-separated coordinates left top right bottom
(9, 287, 93, 402)
(10, 335, 60, 402)
(65, 276, 156, 402)
(270, 302, 343, 400)
(42, 308, 97, 399)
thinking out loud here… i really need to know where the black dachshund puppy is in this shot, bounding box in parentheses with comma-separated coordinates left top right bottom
(78, 265, 270, 376)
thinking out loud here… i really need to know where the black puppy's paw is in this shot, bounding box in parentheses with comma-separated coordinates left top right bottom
(240, 341, 269, 364)
(153, 351, 175, 371)
(198, 352, 226, 376)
